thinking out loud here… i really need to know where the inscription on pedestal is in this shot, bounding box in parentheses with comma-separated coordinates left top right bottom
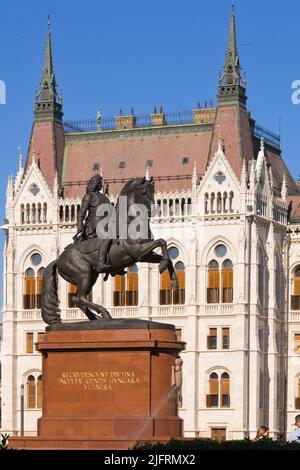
(57, 370, 144, 392)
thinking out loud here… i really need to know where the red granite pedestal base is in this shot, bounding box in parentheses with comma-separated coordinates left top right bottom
(10, 325, 184, 450)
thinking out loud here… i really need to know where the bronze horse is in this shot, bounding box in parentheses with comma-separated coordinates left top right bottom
(41, 177, 179, 325)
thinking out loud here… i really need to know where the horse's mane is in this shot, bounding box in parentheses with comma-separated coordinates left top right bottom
(118, 178, 144, 198)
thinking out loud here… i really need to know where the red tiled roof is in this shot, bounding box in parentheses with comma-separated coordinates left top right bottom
(62, 126, 213, 197)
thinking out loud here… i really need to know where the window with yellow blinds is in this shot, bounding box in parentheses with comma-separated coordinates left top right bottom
(37, 375, 43, 409)
(26, 375, 36, 409)
(292, 267, 300, 311)
(295, 334, 300, 353)
(126, 265, 138, 306)
(175, 329, 182, 342)
(174, 262, 185, 305)
(222, 261, 233, 303)
(222, 328, 230, 350)
(207, 372, 219, 407)
(26, 332, 34, 354)
(23, 268, 35, 309)
(160, 262, 185, 305)
(207, 261, 220, 304)
(38, 332, 45, 343)
(207, 328, 217, 350)
(36, 268, 45, 309)
(160, 271, 172, 305)
(68, 283, 77, 308)
(113, 274, 126, 306)
(220, 372, 230, 407)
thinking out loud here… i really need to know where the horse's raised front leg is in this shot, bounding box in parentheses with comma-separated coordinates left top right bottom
(138, 238, 169, 273)
(141, 251, 179, 295)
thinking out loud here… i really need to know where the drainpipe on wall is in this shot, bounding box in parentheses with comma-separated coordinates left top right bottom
(246, 214, 254, 438)
(20, 384, 24, 436)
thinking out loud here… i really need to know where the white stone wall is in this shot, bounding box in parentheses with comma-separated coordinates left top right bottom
(0, 143, 294, 440)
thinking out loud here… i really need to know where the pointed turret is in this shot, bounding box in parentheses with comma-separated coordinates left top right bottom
(208, 1, 253, 178)
(218, 1, 247, 106)
(281, 174, 288, 202)
(34, 16, 63, 122)
(26, 17, 64, 189)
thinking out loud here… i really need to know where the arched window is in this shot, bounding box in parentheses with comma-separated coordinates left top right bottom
(27, 375, 36, 409)
(210, 193, 215, 213)
(71, 205, 76, 221)
(126, 264, 138, 306)
(207, 371, 231, 408)
(113, 275, 126, 307)
(36, 268, 45, 309)
(291, 267, 300, 311)
(26, 374, 42, 409)
(207, 373, 219, 407)
(223, 192, 228, 213)
(217, 193, 222, 213)
(159, 247, 185, 305)
(220, 372, 230, 407)
(59, 205, 64, 222)
(23, 268, 35, 309)
(222, 260, 233, 303)
(37, 375, 43, 409)
(43, 203, 47, 223)
(20, 204, 25, 224)
(229, 191, 234, 212)
(204, 193, 209, 214)
(32, 203, 36, 224)
(207, 260, 220, 304)
(174, 262, 185, 305)
(37, 203, 42, 223)
(26, 204, 30, 224)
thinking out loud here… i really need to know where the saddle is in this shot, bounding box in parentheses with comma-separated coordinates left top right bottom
(75, 238, 102, 254)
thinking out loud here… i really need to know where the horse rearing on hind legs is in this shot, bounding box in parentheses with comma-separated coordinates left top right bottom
(41, 177, 179, 325)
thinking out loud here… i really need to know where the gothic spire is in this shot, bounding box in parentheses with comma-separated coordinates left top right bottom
(34, 16, 63, 121)
(218, 1, 247, 105)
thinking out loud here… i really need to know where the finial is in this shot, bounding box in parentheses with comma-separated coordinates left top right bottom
(145, 163, 151, 181)
(131, 107, 134, 115)
(18, 146, 23, 169)
(260, 137, 265, 152)
(48, 14, 51, 30)
(96, 110, 101, 129)
(232, 0, 235, 12)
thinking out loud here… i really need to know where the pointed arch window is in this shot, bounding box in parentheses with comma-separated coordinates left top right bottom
(126, 264, 138, 306)
(207, 371, 230, 408)
(26, 374, 42, 409)
(27, 375, 36, 409)
(113, 275, 126, 307)
(222, 260, 233, 303)
(291, 266, 300, 311)
(36, 268, 45, 309)
(20, 204, 25, 224)
(207, 261, 220, 304)
(258, 248, 266, 306)
(159, 249, 185, 305)
(43, 203, 47, 223)
(24, 268, 35, 309)
(37, 375, 43, 409)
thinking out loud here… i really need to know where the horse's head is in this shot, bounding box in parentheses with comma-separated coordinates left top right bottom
(119, 177, 155, 214)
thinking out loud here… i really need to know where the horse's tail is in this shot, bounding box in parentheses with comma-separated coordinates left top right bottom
(41, 260, 61, 325)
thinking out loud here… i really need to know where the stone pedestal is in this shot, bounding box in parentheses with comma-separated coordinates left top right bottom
(10, 323, 184, 450)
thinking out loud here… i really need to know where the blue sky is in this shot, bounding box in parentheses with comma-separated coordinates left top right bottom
(0, 0, 300, 305)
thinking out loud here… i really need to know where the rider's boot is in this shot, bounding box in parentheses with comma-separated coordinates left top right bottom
(94, 240, 112, 273)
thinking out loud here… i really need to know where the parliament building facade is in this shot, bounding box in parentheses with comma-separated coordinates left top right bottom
(2, 6, 300, 440)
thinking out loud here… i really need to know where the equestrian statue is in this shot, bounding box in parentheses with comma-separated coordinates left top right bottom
(41, 173, 179, 327)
